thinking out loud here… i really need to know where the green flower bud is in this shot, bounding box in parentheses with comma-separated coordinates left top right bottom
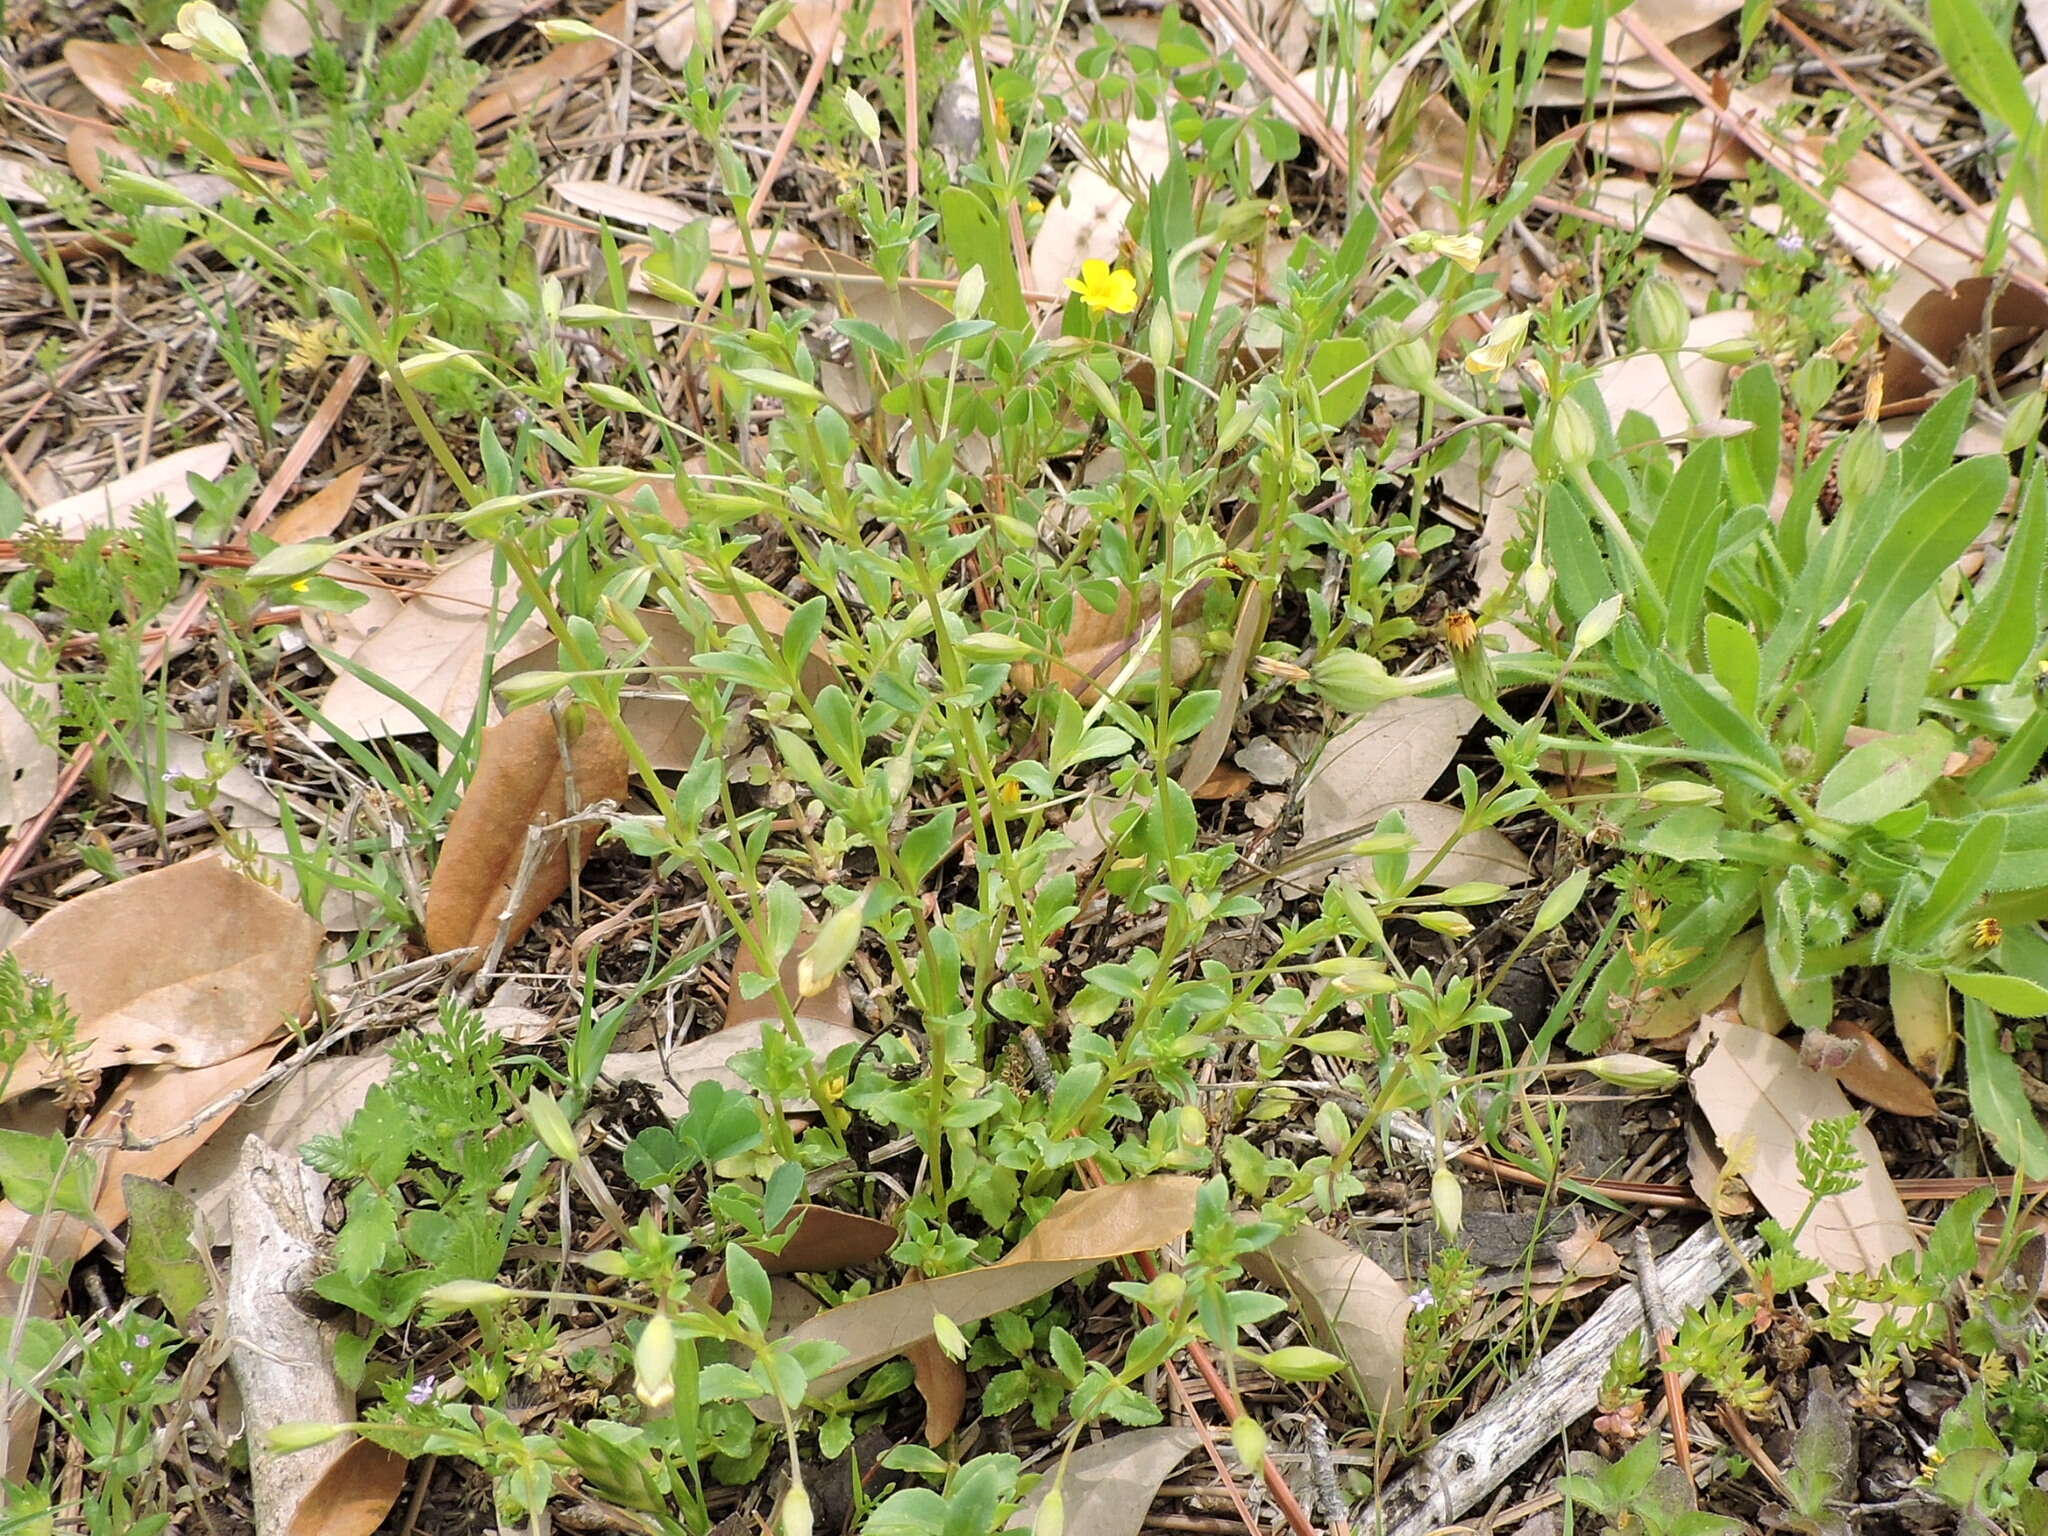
(1307, 649, 1439, 713)
(1371, 320, 1438, 394)
(1789, 356, 1841, 419)
(955, 630, 1035, 662)
(526, 1089, 582, 1164)
(1431, 1165, 1463, 1236)
(266, 1422, 344, 1453)
(1544, 394, 1598, 471)
(1696, 334, 1758, 365)
(634, 1311, 677, 1410)
(1642, 779, 1722, 806)
(1631, 277, 1690, 354)
(1256, 1346, 1349, 1381)
(1032, 1488, 1066, 1536)
(423, 1279, 516, 1310)
(1580, 1053, 1682, 1090)
(1230, 1414, 1269, 1473)
(1835, 424, 1887, 505)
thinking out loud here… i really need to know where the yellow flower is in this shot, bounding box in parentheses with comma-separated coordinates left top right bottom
(1401, 228, 1485, 274)
(1066, 259, 1138, 316)
(1464, 310, 1530, 379)
(162, 2, 250, 66)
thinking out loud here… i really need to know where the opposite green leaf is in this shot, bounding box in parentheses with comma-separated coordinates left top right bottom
(1964, 999, 2048, 1176)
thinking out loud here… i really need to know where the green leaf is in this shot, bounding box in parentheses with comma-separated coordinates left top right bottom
(122, 1176, 209, 1327)
(1947, 970, 2048, 1017)
(1815, 722, 1954, 824)
(1646, 654, 1783, 791)
(1896, 813, 2005, 953)
(0, 1130, 95, 1219)
(1938, 469, 2047, 687)
(1308, 338, 1374, 429)
(1926, 0, 2039, 136)
(726, 1243, 774, 1333)
(1642, 438, 1727, 651)
(1964, 998, 2048, 1176)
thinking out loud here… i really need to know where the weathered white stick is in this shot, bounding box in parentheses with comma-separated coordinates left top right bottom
(1365, 1222, 1748, 1536)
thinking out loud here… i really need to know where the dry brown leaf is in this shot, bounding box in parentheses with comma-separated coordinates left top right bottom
(257, 0, 346, 58)
(1589, 85, 1789, 179)
(311, 540, 554, 744)
(1011, 589, 1188, 701)
(174, 1053, 392, 1233)
(604, 1015, 868, 1117)
(1242, 1223, 1408, 1412)
(269, 464, 366, 545)
(283, 1439, 409, 1536)
(774, 0, 905, 60)
(1552, 0, 1740, 58)
(1686, 1116, 1756, 1215)
(1689, 1014, 1917, 1285)
(1299, 694, 1479, 853)
(1, 615, 59, 834)
(0, 905, 24, 949)
(5, 856, 321, 1101)
(1827, 1020, 1939, 1118)
(1880, 273, 2048, 410)
(1584, 179, 1741, 276)
(1525, 24, 1729, 106)
(724, 908, 856, 1036)
(1806, 144, 1948, 273)
(771, 1176, 1200, 1403)
(77, 1041, 286, 1256)
(650, 0, 739, 67)
(32, 442, 234, 535)
(1340, 800, 1530, 891)
(795, 243, 952, 355)
(466, 0, 628, 129)
(424, 702, 629, 965)
(1554, 1217, 1623, 1278)
(1008, 1427, 1205, 1536)
(757, 1206, 895, 1273)
(63, 40, 215, 114)
(908, 1331, 967, 1445)
(552, 179, 701, 231)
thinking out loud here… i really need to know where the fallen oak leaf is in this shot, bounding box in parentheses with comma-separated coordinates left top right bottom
(1689, 1013, 1917, 1296)
(5, 855, 321, 1102)
(1006, 1427, 1205, 1536)
(1242, 1223, 1409, 1414)
(761, 1176, 1200, 1406)
(423, 700, 629, 968)
(1826, 1019, 1939, 1118)
(30, 441, 234, 536)
(466, 1, 628, 129)
(62, 39, 216, 114)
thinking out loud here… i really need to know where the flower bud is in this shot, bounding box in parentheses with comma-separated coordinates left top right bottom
(1835, 424, 1886, 505)
(423, 1279, 515, 1310)
(1631, 277, 1690, 354)
(955, 630, 1034, 662)
(1544, 394, 1598, 471)
(634, 1311, 677, 1410)
(1444, 610, 1496, 712)
(1308, 650, 1437, 713)
(525, 1088, 582, 1164)
(1642, 779, 1722, 806)
(1696, 334, 1758, 365)
(1580, 1053, 1682, 1090)
(1789, 356, 1840, 419)
(163, 2, 250, 66)
(267, 1422, 344, 1452)
(1432, 1166, 1463, 1236)
(1032, 1488, 1066, 1536)
(1314, 1100, 1351, 1156)
(779, 1483, 814, 1536)
(1371, 320, 1438, 394)
(1231, 1414, 1269, 1473)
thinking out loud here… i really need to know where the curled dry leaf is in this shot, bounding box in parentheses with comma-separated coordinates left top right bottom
(1589, 82, 1791, 179)
(256, 0, 346, 59)
(757, 1206, 896, 1274)
(5, 856, 321, 1101)
(423, 701, 630, 966)
(0, 614, 59, 834)
(63, 40, 215, 114)
(311, 540, 554, 744)
(908, 1331, 968, 1445)
(1006, 1427, 1205, 1536)
(1551, 0, 1741, 59)
(31, 441, 234, 536)
(1242, 1223, 1409, 1412)
(268, 464, 366, 546)
(1890, 965, 1955, 1081)
(283, 1440, 409, 1536)
(769, 1176, 1200, 1404)
(1525, 25, 1729, 107)
(466, 0, 628, 129)
(1689, 1014, 1917, 1288)
(1826, 1020, 1939, 1118)
(1880, 271, 2048, 410)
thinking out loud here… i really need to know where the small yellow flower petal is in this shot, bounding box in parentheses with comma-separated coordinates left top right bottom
(1067, 258, 1139, 316)
(1464, 311, 1530, 379)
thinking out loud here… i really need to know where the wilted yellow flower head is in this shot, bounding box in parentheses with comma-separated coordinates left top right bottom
(1401, 228, 1485, 274)
(162, 2, 250, 66)
(1464, 310, 1530, 379)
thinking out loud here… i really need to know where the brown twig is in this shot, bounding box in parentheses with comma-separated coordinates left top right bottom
(1632, 1226, 1693, 1489)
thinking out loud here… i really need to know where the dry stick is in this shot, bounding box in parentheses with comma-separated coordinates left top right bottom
(1632, 1226, 1694, 1490)
(0, 353, 371, 894)
(1365, 1224, 1752, 1536)
(1611, 10, 2047, 303)
(1771, 9, 1979, 213)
